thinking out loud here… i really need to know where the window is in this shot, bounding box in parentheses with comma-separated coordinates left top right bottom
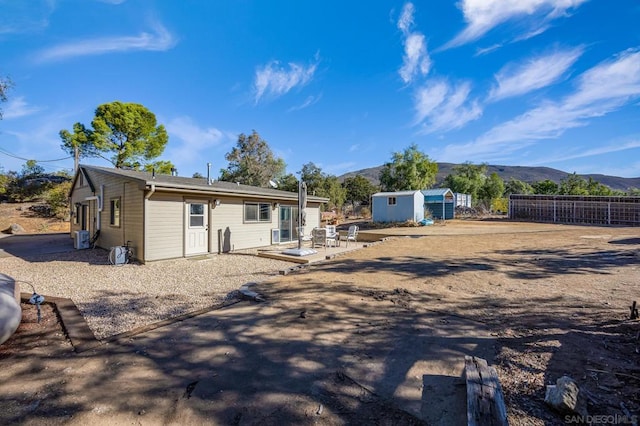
(189, 203, 205, 227)
(388, 197, 397, 206)
(244, 202, 271, 222)
(110, 198, 121, 227)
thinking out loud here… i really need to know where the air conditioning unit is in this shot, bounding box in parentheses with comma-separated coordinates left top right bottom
(74, 230, 90, 249)
(271, 229, 280, 244)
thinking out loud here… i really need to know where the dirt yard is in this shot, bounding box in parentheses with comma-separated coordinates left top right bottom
(0, 202, 69, 234)
(1, 219, 639, 424)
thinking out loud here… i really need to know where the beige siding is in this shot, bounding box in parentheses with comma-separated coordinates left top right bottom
(72, 169, 144, 261)
(211, 198, 278, 252)
(306, 202, 322, 229)
(145, 193, 185, 261)
(69, 177, 94, 238)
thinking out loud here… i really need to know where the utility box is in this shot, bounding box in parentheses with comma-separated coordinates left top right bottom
(74, 230, 90, 249)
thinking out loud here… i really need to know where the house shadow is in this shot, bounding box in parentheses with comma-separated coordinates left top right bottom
(222, 227, 231, 253)
(0, 233, 109, 265)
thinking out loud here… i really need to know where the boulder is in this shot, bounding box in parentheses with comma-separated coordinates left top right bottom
(545, 376, 588, 417)
(8, 223, 26, 234)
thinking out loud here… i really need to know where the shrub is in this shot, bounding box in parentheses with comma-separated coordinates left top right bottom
(44, 181, 72, 220)
(492, 197, 509, 214)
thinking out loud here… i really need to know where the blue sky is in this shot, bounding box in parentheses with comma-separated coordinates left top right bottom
(1, 0, 640, 179)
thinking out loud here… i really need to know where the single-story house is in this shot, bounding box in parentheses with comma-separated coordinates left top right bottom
(422, 188, 455, 220)
(69, 165, 327, 263)
(371, 190, 425, 223)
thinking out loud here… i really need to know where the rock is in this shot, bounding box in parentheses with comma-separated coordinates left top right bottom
(8, 223, 26, 234)
(239, 284, 264, 302)
(545, 376, 588, 417)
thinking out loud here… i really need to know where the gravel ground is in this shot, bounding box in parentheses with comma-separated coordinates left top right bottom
(1, 248, 294, 339)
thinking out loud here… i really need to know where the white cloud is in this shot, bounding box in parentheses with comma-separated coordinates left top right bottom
(445, 0, 587, 49)
(397, 2, 431, 84)
(438, 48, 640, 161)
(166, 116, 226, 149)
(530, 140, 640, 165)
(254, 55, 319, 103)
(399, 33, 431, 84)
(489, 46, 583, 101)
(324, 161, 357, 175)
(2, 96, 41, 119)
(34, 21, 176, 63)
(397, 2, 415, 33)
(414, 79, 482, 133)
(0, 0, 54, 34)
(288, 94, 322, 112)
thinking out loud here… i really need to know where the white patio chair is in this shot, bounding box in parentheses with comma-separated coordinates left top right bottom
(297, 226, 312, 243)
(325, 225, 338, 247)
(343, 225, 358, 247)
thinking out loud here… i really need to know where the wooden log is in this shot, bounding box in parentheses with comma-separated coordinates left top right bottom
(465, 355, 509, 426)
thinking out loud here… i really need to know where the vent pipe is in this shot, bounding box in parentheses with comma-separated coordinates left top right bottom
(207, 162, 212, 185)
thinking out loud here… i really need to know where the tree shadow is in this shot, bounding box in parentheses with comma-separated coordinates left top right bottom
(2, 233, 638, 424)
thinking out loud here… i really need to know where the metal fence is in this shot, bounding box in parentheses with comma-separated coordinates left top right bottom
(509, 195, 640, 226)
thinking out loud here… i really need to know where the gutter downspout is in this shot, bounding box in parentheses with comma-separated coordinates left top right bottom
(145, 184, 156, 200)
(143, 184, 156, 264)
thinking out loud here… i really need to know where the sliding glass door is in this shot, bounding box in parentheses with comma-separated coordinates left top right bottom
(279, 206, 299, 243)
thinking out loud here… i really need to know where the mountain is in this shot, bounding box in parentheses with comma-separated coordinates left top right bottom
(339, 163, 640, 192)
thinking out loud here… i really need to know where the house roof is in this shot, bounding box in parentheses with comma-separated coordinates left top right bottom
(421, 188, 453, 196)
(77, 165, 329, 203)
(372, 190, 422, 197)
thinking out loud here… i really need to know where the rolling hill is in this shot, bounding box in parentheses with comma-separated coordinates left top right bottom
(339, 163, 640, 192)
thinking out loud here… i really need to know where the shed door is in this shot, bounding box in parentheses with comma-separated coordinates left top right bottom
(185, 202, 209, 256)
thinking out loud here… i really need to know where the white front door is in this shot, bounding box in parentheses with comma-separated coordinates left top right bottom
(185, 202, 209, 256)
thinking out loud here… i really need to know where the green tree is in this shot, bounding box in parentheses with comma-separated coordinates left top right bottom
(220, 130, 286, 187)
(0, 75, 13, 119)
(7, 160, 51, 201)
(300, 162, 325, 195)
(586, 177, 612, 196)
(21, 159, 45, 177)
(532, 179, 558, 195)
(479, 172, 505, 208)
(322, 175, 346, 211)
(379, 144, 438, 191)
(443, 162, 487, 202)
(277, 173, 299, 192)
(504, 178, 533, 196)
(299, 163, 346, 209)
(60, 101, 168, 168)
(559, 173, 588, 195)
(144, 160, 176, 175)
(0, 167, 14, 198)
(192, 172, 205, 179)
(343, 175, 377, 211)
